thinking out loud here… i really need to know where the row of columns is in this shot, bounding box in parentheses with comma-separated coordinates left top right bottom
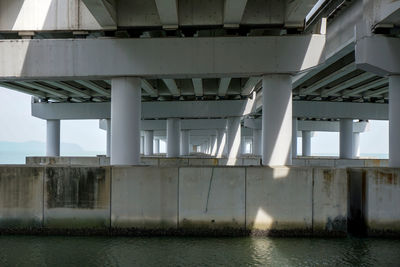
(44, 75, 400, 167)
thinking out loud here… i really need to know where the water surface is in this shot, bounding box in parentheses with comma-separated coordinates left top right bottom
(0, 236, 399, 266)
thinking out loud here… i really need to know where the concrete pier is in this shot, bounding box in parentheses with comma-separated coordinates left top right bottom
(292, 118, 298, 158)
(389, 76, 400, 167)
(106, 119, 111, 158)
(46, 120, 60, 157)
(227, 117, 241, 159)
(111, 77, 141, 165)
(302, 131, 311, 157)
(154, 139, 160, 154)
(340, 119, 353, 159)
(180, 130, 190, 156)
(252, 129, 261, 156)
(144, 130, 154, 156)
(262, 75, 292, 166)
(167, 118, 181, 157)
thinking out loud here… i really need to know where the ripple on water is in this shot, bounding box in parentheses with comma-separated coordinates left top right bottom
(0, 236, 399, 266)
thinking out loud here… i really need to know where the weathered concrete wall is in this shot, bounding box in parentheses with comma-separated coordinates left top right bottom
(364, 168, 400, 236)
(1, 165, 400, 237)
(27, 156, 387, 167)
(293, 158, 388, 167)
(111, 167, 178, 229)
(44, 167, 110, 230)
(0, 166, 43, 229)
(313, 168, 348, 236)
(246, 167, 313, 235)
(26, 156, 109, 166)
(179, 167, 245, 231)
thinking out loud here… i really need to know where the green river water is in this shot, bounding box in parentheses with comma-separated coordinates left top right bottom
(0, 236, 399, 266)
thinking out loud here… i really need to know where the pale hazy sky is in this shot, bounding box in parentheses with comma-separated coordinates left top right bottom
(0, 86, 388, 156)
(0, 87, 106, 152)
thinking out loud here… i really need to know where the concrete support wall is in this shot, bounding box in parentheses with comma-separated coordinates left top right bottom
(246, 167, 313, 234)
(348, 168, 400, 236)
(2, 165, 400, 237)
(111, 167, 178, 229)
(167, 118, 180, 157)
(340, 119, 353, 159)
(262, 75, 292, 166)
(179, 167, 245, 230)
(46, 119, 60, 157)
(44, 167, 111, 229)
(389, 76, 400, 167)
(0, 167, 44, 229)
(312, 168, 347, 235)
(111, 77, 141, 165)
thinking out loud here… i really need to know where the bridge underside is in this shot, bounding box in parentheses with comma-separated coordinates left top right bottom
(0, 0, 399, 166)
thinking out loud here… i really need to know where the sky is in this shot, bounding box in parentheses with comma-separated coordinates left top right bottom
(0, 87, 106, 153)
(0, 86, 389, 157)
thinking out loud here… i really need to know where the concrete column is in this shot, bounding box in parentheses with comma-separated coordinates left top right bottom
(389, 76, 400, 166)
(154, 138, 160, 154)
(262, 75, 292, 166)
(352, 132, 360, 158)
(111, 77, 141, 165)
(140, 136, 144, 155)
(211, 135, 217, 156)
(227, 117, 241, 158)
(253, 129, 261, 156)
(302, 131, 311, 157)
(180, 130, 190, 156)
(46, 119, 60, 156)
(340, 119, 353, 159)
(241, 137, 247, 155)
(216, 129, 226, 157)
(292, 118, 298, 158)
(106, 119, 111, 157)
(144, 130, 154, 156)
(167, 118, 180, 157)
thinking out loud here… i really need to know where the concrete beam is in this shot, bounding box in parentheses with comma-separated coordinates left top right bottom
(192, 78, 203, 97)
(33, 97, 389, 121)
(100, 118, 228, 131)
(75, 80, 110, 97)
(81, 0, 117, 28)
(0, 35, 325, 79)
(293, 101, 388, 120)
(356, 35, 400, 76)
(32, 98, 255, 120)
(218, 78, 231, 96)
(154, 0, 179, 29)
(223, 0, 248, 28)
(142, 80, 158, 97)
(285, 0, 318, 28)
(162, 79, 180, 96)
(241, 77, 260, 96)
(244, 118, 369, 133)
(42, 81, 92, 99)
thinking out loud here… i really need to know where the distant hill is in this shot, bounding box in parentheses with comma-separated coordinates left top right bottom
(0, 141, 104, 164)
(0, 140, 85, 154)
